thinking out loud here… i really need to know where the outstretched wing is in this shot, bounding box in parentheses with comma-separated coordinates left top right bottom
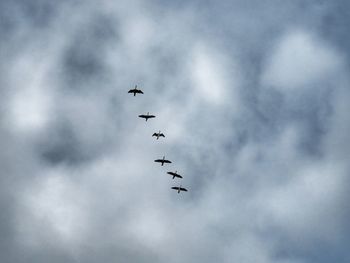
(163, 160, 172, 163)
(152, 133, 158, 137)
(138, 114, 146, 118)
(180, 187, 188, 192)
(128, 89, 135, 93)
(167, 172, 181, 177)
(136, 90, 144, 94)
(171, 187, 180, 190)
(148, 115, 155, 118)
(159, 133, 165, 137)
(154, 159, 162, 163)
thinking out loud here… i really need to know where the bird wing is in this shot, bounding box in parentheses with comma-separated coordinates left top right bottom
(159, 134, 165, 137)
(137, 90, 144, 94)
(148, 115, 155, 118)
(154, 159, 162, 162)
(152, 133, 157, 137)
(128, 89, 135, 93)
(163, 160, 172, 163)
(177, 175, 183, 178)
(171, 187, 180, 190)
(138, 115, 146, 118)
(167, 172, 175, 176)
(180, 187, 188, 191)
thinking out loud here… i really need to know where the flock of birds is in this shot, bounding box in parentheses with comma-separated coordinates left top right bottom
(128, 85, 188, 194)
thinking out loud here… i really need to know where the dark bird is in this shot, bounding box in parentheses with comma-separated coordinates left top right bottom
(154, 156, 172, 166)
(167, 171, 182, 179)
(128, 85, 144, 96)
(138, 112, 155, 121)
(171, 185, 188, 193)
(152, 131, 165, 140)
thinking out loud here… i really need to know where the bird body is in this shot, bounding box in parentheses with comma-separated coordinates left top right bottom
(138, 112, 155, 121)
(171, 185, 188, 193)
(128, 85, 144, 96)
(154, 156, 172, 166)
(167, 171, 182, 179)
(152, 131, 165, 140)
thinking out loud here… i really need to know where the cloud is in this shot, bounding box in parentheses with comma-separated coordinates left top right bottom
(0, 1, 350, 263)
(16, 169, 89, 249)
(261, 30, 344, 90)
(189, 43, 232, 105)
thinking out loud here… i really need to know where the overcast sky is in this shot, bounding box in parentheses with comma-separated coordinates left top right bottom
(1, 0, 350, 262)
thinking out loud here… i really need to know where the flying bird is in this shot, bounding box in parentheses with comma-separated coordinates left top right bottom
(154, 156, 172, 166)
(138, 112, 155, 121)
(152, 131, 165, 140)
(171, 185, 188, 193)
(167, 171, 182, 179)
(128, 85, 144, 96)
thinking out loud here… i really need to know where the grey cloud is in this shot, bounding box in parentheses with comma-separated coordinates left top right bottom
(1, 0, 350, 262)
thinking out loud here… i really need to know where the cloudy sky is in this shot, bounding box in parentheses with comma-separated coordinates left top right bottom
(1, 0, 350, 262)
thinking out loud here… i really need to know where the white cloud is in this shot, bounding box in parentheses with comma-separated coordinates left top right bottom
(189, 43, 231, 105)
(121, 14, 156, 56)
(16, 168, 89, 249)
(263, 161, 346, 243)
(2, 1, 350, 263)
(9, 86, 51, 132)
(7, 53, 54, 133)
(262, 30, 344, 90)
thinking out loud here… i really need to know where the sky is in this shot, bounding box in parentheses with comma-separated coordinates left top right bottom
(0, 0, 350, 262)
